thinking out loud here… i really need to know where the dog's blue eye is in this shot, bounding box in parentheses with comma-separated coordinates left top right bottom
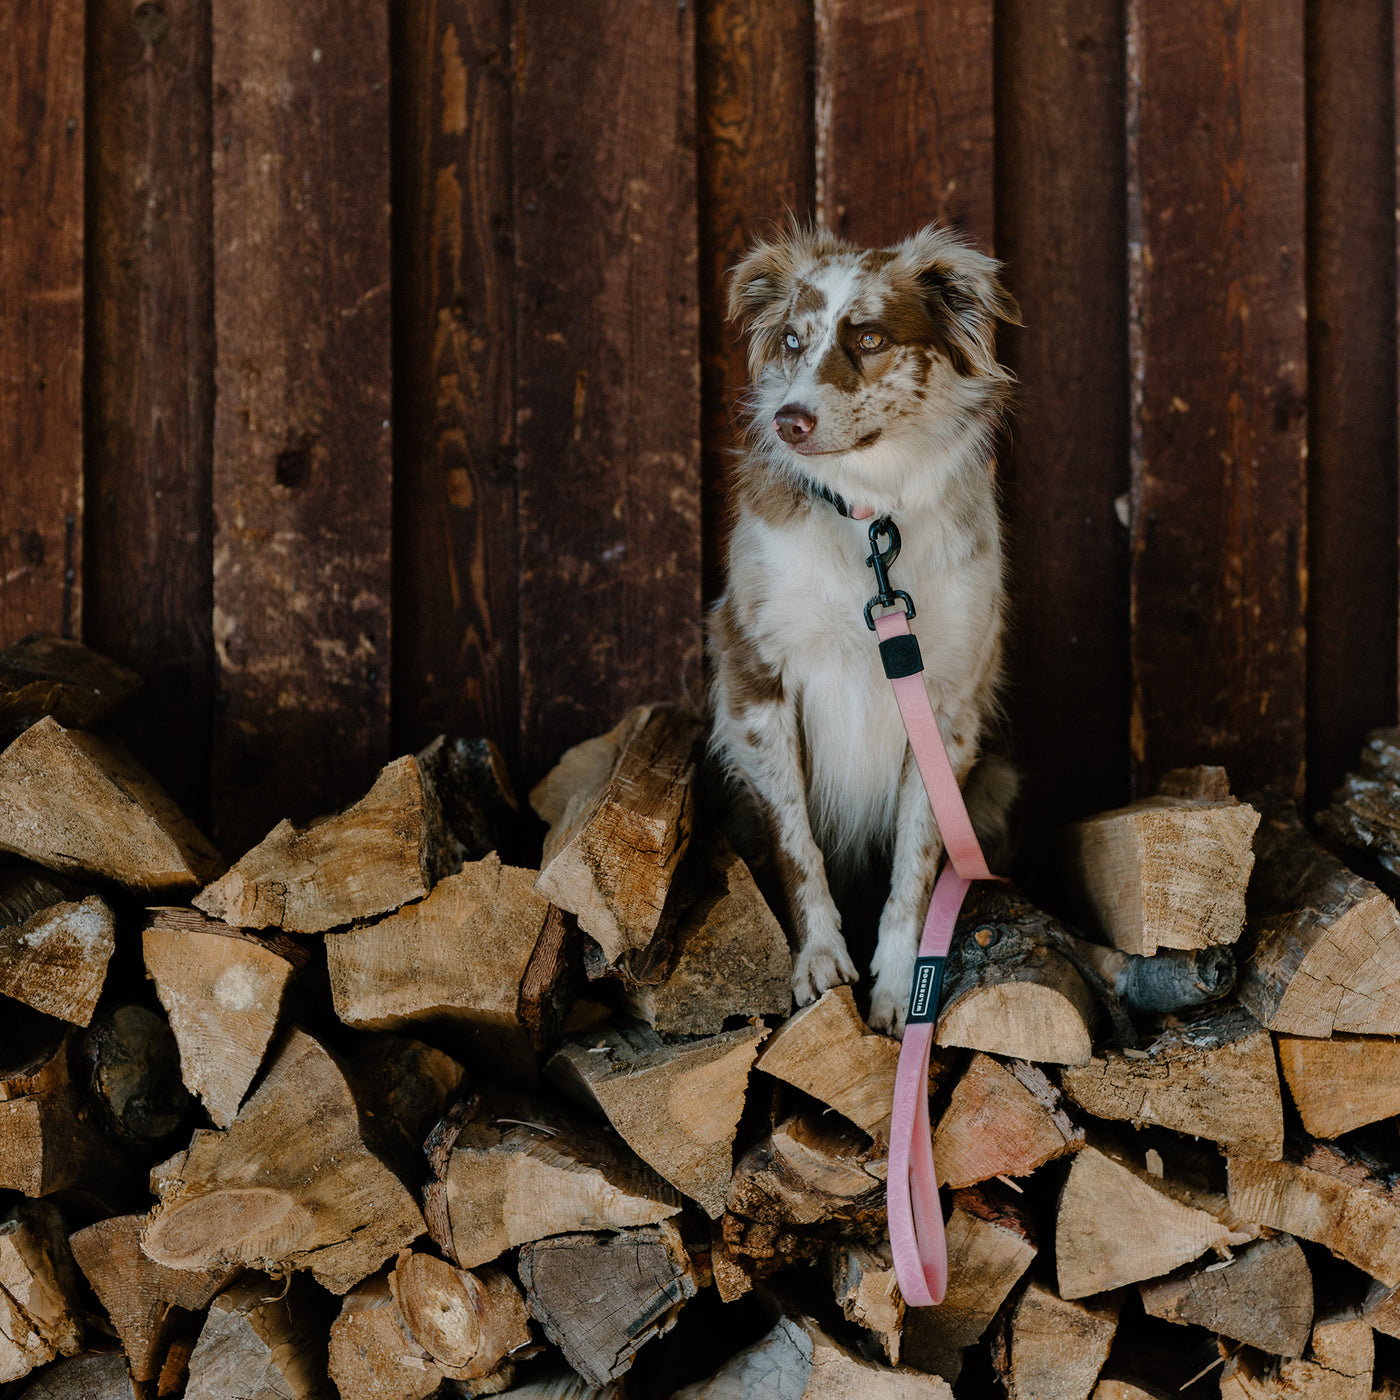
(784, 332, 800, 352)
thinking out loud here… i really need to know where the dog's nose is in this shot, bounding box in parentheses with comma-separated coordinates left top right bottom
(774, 405, 816, 445)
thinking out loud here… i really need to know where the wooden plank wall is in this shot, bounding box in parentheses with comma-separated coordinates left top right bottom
(6, 0, 1398, 858)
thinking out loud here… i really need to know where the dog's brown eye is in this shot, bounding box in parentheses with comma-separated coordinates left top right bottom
(858, 331, 885, 352)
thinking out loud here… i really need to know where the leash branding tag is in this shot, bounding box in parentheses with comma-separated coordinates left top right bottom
(906, 955, 945, 1025)
(879, 633, 923, 679)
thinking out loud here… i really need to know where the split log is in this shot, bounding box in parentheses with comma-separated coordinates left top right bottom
(1275, 1033, 1400, 1138)
(932, 1054, 1083, 1189)
(829, 1241, 903, 1365)
(143, 907, 309, 1128)
(1138, 1233, 1313, 1356)
(622, 831, 791, 1034)
(328, 1268, 443, 1400)
(69, 1213, 237, 1385)
(417, 733, 519, 864)
(1220, 1309, 1373, 1400)
(422, 1090, 680, 1270)
(347, 1034, 465, 1164)
(1056, 1139, 1253, 1299)
(1229, 1141, 1400, 1287)
(671, 1312, 954, 1399)
(0, 864, 113, 1025)
(183, 1275, 336, 1400)
(1091, 1384, 1169, 1400)
(726, 1109, 887, 1231)
(999, 1280, 1120, 1400)
(487, 1372, 622, 1399)
(0, 1013, 133, 1198)
(1068, 937, 1236, 1013)
(0, 1201, 84, 1384)
(531, 704, 702, 965)
(14, 1352, 137, 1400)
(516, 1222, 698, 1389)
(902, 1186, 1037, 1384)
(1059, 1004, 1283, 1159)
(327, 853, 567, 1082)
(0, 717, 223, 893)
(1157, 765, 1234, 800)
(756, 986, 898, 1138)
(1064, 794, 1257, 954)
(548, 1022, 768, 1217)
(390, 1251, 530, 1383)
(193, 752, 457, 933)
(142, 1027, 424, 1294)
(0, 635, 142, 735)
(80, 1004, 192, 1145)
(1242, 795, 1400, 1036)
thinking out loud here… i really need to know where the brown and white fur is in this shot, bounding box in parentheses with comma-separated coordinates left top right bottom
(706, 222, 1021, 1035)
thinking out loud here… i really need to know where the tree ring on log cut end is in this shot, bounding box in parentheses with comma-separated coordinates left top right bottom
(143, 1187, 305, 1269)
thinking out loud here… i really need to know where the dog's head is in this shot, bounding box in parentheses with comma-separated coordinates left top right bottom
(728, 222, 1020, 511)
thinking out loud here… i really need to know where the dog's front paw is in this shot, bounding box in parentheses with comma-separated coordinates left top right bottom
(792, 937, 858, 1006)
(867, 974, 909, 1039)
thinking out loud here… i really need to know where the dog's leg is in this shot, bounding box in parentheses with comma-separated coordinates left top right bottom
(714, 696, 857, 1005)
(868, 752, 944, 1036)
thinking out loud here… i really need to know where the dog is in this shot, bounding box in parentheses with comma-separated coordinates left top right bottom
(706, 221, 1021, 1036)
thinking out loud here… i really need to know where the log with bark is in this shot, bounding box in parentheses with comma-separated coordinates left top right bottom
(1242, 794, 1400, 1035)
(194, 752, 458, 932)
(143, 906, 310, 1127)
(0, 864, 113, 1026)
(329, 1268, 444, 1400)
(13, 1352, 138, 1400)
(829, 1240, 903, 1365)
(547, 1022, 768, 1217)
(422, 1089, 681, 1270)
(416, 732, 520, 864)
(0, 635, 142, 736)
(1229, 1140, 1400, 1287)
(141, 1027, 424, 1294)
(0, 717, 224, 893)
(932, 1053, 1083, 1189)
(531, 704, 703, 966)
(1319, 726, 1400, 877)
(517, 1221, 698, 1389)
(1059, 1004, 1283, 1159)
(80, 1003, 192, 1145)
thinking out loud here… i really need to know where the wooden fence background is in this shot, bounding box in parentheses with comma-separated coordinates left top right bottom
(3, 0, 1396, 861)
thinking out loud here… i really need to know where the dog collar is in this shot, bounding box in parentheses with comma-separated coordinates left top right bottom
(805, 475, 876, 521)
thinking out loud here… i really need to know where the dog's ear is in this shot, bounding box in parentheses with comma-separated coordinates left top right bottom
(728, 224, 838, 379)
(898, 224, 1021, 378)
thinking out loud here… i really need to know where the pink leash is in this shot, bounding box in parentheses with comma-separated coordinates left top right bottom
(864, 519, 995, 1308)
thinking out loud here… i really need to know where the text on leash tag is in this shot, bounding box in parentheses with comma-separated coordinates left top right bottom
(906, 955, 946, 1024)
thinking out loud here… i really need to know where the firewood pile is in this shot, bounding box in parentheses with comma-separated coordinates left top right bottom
(7, 635, 1400, 1399)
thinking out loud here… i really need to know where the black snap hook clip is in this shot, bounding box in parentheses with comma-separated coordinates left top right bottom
(864, 516, 916, 629)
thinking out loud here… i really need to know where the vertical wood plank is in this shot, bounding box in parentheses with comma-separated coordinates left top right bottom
(1306, 0, 1397, 809)
(697, 0, 814, 599)
(86, 0, 215, 825)
(996, 0, 1131, 827)
(211, 0, 393, 853)
(1128, 0, 1308, 797)
(815, 0, 993, 249)
(1, 0, 84, 643)
(514, 0, 703, 781)
(391, 0, 518, 768)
